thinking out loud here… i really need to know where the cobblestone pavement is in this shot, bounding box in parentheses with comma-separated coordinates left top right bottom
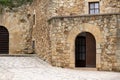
(0, 56, 120, 80)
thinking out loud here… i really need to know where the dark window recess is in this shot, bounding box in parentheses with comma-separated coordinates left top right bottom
(33, 14, 35, 25)
(89, 2, 99, 14)
(32, 40, 35, 49)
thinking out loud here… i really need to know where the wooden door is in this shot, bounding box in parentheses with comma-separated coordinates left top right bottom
(86, 32, 96, 67)
(0, 26, 9, 54)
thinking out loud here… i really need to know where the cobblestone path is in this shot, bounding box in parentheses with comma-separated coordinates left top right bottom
(0, 56, 120, 80)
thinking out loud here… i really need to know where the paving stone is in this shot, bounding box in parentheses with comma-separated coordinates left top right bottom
(0, 56, 120, 80)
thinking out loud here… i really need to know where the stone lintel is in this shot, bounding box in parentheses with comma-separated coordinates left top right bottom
(48, 13, 120, 22)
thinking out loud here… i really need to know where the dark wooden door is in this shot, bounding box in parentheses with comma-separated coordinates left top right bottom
(75, 36, 86, 67)
(75, 32, 96, 67)
(0, 26, 9, 54)
(86, 33, 96, 67)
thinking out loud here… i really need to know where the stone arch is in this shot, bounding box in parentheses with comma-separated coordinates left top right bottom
(0, 26, 9, 54)
(67, 23, 104, 69)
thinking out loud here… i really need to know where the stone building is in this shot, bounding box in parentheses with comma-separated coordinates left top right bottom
(0, 0, 120, 71)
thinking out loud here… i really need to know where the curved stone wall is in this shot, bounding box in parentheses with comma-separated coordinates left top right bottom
(31, 0, 51, 63)
(0, 6, 34, 54)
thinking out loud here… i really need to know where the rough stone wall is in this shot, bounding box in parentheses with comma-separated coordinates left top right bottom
(0, 5, 34, 54)
(48, 0, 85, 17)
(48, 0, 120, 17)
(31, 0, 51, 63)
(101, 0, 120, 13)
(49, 13, 120, 71)
(116, 14, 120, 71)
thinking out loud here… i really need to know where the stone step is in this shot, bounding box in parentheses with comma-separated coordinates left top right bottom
(75, 68, 97, 71)
(0, 54, 37, 57)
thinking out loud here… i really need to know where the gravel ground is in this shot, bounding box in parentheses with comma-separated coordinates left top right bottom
(0, 57, 120, 80)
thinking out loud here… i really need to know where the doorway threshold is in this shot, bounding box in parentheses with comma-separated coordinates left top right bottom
(75, 67, 97, 71)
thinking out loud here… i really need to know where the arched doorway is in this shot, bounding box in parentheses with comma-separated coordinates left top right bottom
(75, 32, 96, 67)
(0, 26, 9, 54)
